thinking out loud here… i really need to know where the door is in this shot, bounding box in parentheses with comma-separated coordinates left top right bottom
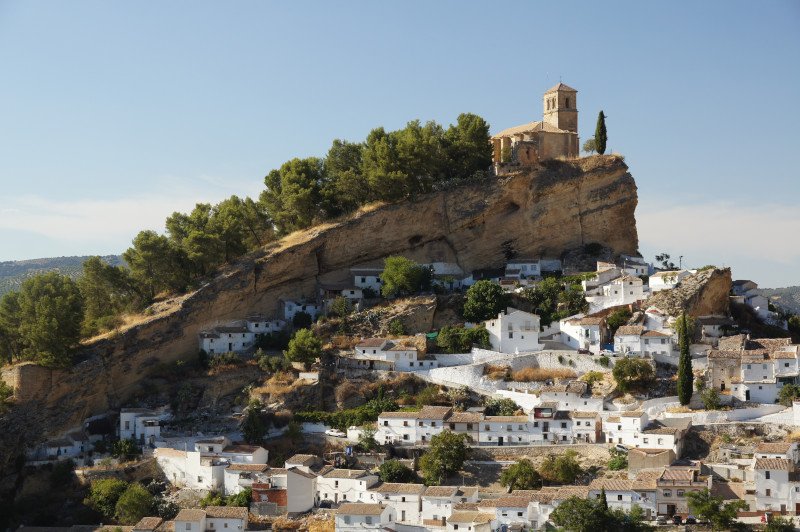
(401, 510, 406, 521)
(228, 342, 232, 351)
(745, 390, 751, 401)
(498, 437, 504, 446)
(667, 504, 675, 517)
(543, 422, 549, 433)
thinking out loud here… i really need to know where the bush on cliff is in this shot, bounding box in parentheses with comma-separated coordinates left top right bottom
(463, 280, 507, 322)
(380, 256, 431, 298)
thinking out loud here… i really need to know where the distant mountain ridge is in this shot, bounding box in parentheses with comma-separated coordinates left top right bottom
(0, 255, 123, 296)
(757, 286, 800, 315)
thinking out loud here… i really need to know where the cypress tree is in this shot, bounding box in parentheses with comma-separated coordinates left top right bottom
(677, 312, 694, 405)
(599, 487, 608, 511)
(595, 111, 607, 155)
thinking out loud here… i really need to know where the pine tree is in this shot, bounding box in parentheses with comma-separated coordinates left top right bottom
(599, 487, 608, 511)
(677, 311, 694, 405)
(595, 111, 607, 155)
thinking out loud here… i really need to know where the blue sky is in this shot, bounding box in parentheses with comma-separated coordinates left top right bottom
(0, 1, 798, 287)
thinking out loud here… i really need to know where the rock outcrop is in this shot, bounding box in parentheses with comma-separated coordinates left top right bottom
(0, 154, 639, 469)
(647, 267, 732, 317)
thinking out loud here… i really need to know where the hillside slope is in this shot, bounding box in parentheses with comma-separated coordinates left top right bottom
(0, 154, 639, 469)
(0, 255, 123, 296)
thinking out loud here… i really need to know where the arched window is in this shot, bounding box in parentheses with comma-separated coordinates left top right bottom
(565, 97, 570, 108)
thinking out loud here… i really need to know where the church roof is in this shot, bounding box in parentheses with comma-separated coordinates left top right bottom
(492, 120, 571, 139)
(545, 82, 578, 93)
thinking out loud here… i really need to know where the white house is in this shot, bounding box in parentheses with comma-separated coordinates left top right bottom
(280, 299, 320, 322)
(223, 463, 269, 496)
(560, 314, 605, 354)
(477, 496, 531, 529)
(174, 507, 247, 532)
(649, 270, 691, 292)
(753, 458, 800, 513)
(349, 338, 437, 371)
(537, 381, 604, 411)
(620, 254, 651, 277)
(603, 411, 649, 448)
(479, 416, 532, 446)
(421, 486, 480, 527)
(351, 267, 384, 294)
(445, 510, 495, 532)
(156, 448, 226, 490)
(119, 408, 168, 445)
(245, 315, 286, 335)
(371, 483, 426, 524)
(754, 441, 799, 462)
(585, 275, 645, 313)
(505, 259, 541, 279)
(335, 503, 395, 531)
(588, 478, 657, 518)
(696, 316, 734, 343)
(316, 468, 379, 505)
(570, 411, 601, 443)
(249, 466, 317, 514)
(376, 411, 420, 445)
(199, 324, 255, 354)
(641, 330, 674, 356)
(614, 325, 646, 354)
(485, 308, 543, 354)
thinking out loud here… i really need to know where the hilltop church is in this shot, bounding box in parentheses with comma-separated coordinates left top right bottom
(491, 83, 579, 165)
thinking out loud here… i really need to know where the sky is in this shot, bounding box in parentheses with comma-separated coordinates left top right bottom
(0, 1, 798, 287)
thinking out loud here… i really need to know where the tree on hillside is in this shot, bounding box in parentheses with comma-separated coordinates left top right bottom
(500, 459, 541, 491)
(462, 280, 508, 322)
(436, 325, 490, 353)
(379, 459, 416, 483)
(292, 311, 313, 329)
(115, 482, 154, 524)
(0, 291, 22, 365)
(612, 358, 655, 393)
(284, 328, 322, 369)
(677, 311, 694, 405)
(79, 256, 143, 336)
(484, 397, 520, 416)
(685, 488, 748, 530)
(14, 272, 84, 367)
(779, 384, 800, 406)
(123, 230, 188, 300)
(582, 137, 597, 154)
(419, 431, 468, 485)
(241, 408, 267, 444)
(549, 497, 606, 532)
(443, 113, 493, 180)
(599, 487, 609, 511)
(380, 256, 430, 298)
(539, 450, 581, 484)
(654, 253, 677, 270)
(765, 516, 796, 532)
(594, 111, 607, 155)
(605, 308, 632, 337)
(321, 139, 369, 217)
(260, 157, 326, 234)
(86, 478, 129, 520)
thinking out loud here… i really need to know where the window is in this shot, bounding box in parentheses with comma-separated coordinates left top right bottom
(454, 526, 459, 530)
(223, 525, 228, 529)
(485, 425, 490, 431)
(509, 332, 513, 339)
(431, 422, 436, 427)
(786, 363, 790, 368)
(185, 525, 191, 531)
(403, 421, 408, 427)
(197, 476, 202, 483)
(565, 97, 570, 108)
(419, 422, 423, 427)
(384, 421, 389, 426)
(519, 425, 524, 430)
(643, 438, 649, 444)
(766, 471, 771, 479)
(533, 422, 539, 428)
(467, 423, 473, 430)
(450, 423, 456, 430)
(517, 512, 523, 517)
(617, 495, 622, 501)
(663, 490, 672, 497)
(507, 425, 512, 431)
(335, 481, 339, 488)
(403, 434, 409, 440)
(343, 517, 351, 525)
(365, 517, 372, 525)
(766, 488, 771, 497)
(124, 421, 130, 430)
(763, 364, 767, 369)
(209, 523, 215, 529)
(747, 364, 751, 370)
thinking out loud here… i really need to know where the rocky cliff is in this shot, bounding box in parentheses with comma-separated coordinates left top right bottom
(647, 267, 733, 317)
(0, 154, 639, 469)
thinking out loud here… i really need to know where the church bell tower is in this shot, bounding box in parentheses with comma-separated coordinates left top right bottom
(542, 83, 578, 133)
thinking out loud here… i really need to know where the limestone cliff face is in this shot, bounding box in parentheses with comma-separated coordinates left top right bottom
(0, 154, 638, 466)
(647, 268, 733, 317)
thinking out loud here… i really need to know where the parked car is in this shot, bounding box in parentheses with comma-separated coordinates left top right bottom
(655, 515, 667, 525)
(325, 428, 346, 438)
(614, 444, 629, 453)
(578, 348, 591, 354)
(672, 515, 682, 525)
(685, 516, 697, 525)
(318, 500, 334, 509)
